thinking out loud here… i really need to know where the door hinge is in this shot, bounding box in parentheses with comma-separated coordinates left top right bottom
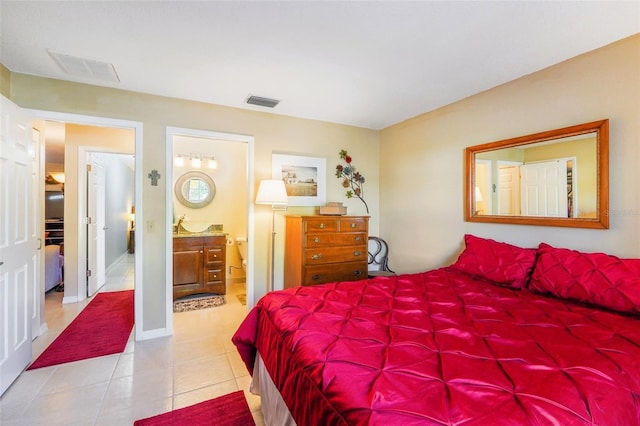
(86, 269, 92, 277)
(87, 164, 92, 172)
(83, 217, 92, 225)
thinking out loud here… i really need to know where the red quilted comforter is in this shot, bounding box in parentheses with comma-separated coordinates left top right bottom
(233, 267, 640, 425)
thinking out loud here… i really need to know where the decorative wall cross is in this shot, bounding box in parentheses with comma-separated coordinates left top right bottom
(148, 169, 161, 186)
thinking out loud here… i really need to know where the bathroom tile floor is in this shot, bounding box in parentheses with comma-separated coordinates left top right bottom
(0, 253, 262, 426)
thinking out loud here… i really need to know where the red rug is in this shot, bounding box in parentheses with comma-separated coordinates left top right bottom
(134, 390, 255, 425)
(28, 290, 134, 369)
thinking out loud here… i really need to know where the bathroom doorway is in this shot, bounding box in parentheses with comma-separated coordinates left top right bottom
(166, 127, 254, 329)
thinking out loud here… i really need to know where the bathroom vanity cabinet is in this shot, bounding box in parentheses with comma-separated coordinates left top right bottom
(173, 235, 226, 300)
(284, 215, 369, 288)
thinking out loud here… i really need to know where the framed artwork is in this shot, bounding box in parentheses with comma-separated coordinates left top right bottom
(272, 153, 326, 206)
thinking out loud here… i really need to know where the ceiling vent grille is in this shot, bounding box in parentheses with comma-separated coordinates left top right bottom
(246, 95, 280, 108)
(47, 49, 120, 83)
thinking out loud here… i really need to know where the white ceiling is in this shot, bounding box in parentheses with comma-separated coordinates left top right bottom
(1, 1, 638, 130)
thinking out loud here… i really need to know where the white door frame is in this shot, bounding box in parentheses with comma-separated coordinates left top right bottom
(25, 109, 145, 341)
(165, 127, 254, 333)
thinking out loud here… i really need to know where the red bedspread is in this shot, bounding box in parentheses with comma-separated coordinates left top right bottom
(233, 267, 640, 425)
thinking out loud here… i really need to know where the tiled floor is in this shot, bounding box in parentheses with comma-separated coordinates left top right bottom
(0, 253, 262, 425)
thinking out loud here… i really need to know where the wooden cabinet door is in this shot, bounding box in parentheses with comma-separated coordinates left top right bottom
(173, 242, 204, 298)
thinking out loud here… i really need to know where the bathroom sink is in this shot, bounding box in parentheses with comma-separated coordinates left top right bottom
(174, 222, 224, 235)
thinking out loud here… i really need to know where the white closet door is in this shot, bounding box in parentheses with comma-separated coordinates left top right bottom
(0, 95, 36, 396)
(87, 153, 106, 297)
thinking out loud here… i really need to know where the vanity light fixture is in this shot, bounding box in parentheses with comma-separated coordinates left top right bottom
(174, 153, 218, 170)
(207, 156, 218, 170)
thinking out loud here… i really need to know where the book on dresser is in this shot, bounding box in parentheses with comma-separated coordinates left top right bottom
(284, 215, 369, 288)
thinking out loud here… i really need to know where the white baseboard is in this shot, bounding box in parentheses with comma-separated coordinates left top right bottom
(139, 327, 172, 341)
(62, 295, 79, 304)
(39, 322, 49, 336)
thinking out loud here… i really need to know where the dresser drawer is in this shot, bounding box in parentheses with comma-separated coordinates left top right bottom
(205, 247, 224, 265)
(304, 218, 340, 233)
(305, 245, 367, 265)
(305, 232, 366, 247)
(303, 261, 368, 285)
(339, 218, 367, 232)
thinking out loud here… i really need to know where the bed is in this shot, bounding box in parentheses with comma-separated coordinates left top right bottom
(233, 235, 640, 425)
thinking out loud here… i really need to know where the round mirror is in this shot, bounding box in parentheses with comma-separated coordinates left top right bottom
(175, 171, 216, 208)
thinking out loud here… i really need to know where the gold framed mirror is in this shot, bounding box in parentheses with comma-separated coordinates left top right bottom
(175, 171, 216, 209)
(465, 119, 609, 229)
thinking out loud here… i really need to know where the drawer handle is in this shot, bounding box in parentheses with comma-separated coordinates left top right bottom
(350, 223, 357, 228)
(311, 274, 322, 281)
(311, 253, 322, 260)
(353, 270, 362, 276)
(200, 250, 203, 254)
(313, 237, 320, 243)
(354, 236, 362, 241)
(353, 251, 362, 257)
(319, 223, 325, 229)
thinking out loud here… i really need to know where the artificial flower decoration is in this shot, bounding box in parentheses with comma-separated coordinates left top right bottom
(335, 149, 369, 213)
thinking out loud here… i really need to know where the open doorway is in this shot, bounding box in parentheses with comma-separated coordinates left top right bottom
(166, 127, 254, 332)
(30, 114, 142, 340)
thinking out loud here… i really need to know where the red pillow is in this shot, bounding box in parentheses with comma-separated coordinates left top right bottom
(451, 234, 537, 289)
(529, 243, 640, 315)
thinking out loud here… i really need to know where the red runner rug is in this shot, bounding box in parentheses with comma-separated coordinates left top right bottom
(134, 390, 255, 425)
(28, 290, 134, 370)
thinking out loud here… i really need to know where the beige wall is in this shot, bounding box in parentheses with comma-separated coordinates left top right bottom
(380, 34, 640, 273)
(0, 64, 10, 98)
(7, 76, 379, 334)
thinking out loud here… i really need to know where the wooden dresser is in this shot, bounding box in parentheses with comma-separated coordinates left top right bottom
(284, 215, 369, 288)
(173, 235, 226, 299)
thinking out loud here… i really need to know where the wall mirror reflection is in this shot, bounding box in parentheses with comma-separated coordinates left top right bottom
(175, 171, 216, 209)
(465, 120, 609, 229)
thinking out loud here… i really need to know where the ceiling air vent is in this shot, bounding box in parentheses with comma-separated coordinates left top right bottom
(47, 49, 120, 83)
(246, 95, 280, 108)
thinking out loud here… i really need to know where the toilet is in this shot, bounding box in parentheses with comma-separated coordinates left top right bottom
(236, 237, 248, 270)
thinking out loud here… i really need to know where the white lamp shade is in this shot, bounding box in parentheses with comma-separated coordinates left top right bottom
(256, 179, 288, 206)
(475, 186, 483, 203)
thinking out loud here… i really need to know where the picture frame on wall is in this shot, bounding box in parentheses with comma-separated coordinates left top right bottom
(272, 153, 326, 206)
